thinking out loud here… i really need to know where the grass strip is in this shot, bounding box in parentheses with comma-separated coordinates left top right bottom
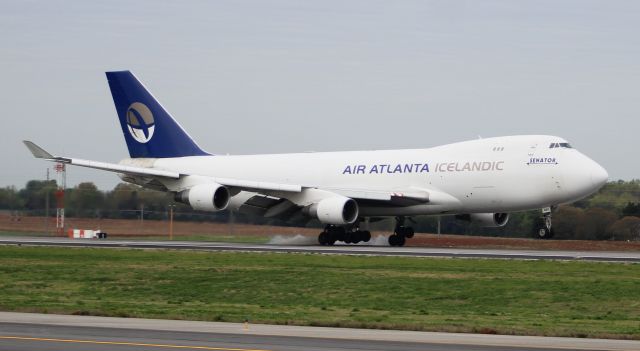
(0, 246, 638, 339)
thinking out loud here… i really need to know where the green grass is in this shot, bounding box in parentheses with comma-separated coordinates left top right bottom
(0, 246, 638, 339)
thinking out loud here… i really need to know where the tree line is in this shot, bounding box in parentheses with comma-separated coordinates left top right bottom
(1, 179, 639, 240)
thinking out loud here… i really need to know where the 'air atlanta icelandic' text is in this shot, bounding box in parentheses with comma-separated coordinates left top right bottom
(341, 161, 505, 175)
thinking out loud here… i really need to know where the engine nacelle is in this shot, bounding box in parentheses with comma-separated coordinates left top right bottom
(456, 213, 510, 227)
(175, 183, 230, 212)
(304, 196, 359, 225)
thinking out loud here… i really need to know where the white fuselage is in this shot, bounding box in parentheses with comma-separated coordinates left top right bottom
(131, 135, 607, 217)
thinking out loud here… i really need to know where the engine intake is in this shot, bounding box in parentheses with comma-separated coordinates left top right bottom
(175, 183, 230, 212)
(456, 213, 509, 227)
(304, 196, 359, 225)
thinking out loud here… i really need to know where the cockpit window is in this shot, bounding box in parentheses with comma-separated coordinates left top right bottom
(549, 142, 573, 149)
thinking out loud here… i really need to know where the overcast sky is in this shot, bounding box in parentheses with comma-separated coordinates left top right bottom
(1, 0, 639, 190)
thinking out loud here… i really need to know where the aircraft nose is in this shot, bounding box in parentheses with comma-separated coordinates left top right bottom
(590, 161, 608, 189)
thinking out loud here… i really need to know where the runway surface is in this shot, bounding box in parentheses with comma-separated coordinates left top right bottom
(1, 236, 640, 262)
(1, 312, 639, 351)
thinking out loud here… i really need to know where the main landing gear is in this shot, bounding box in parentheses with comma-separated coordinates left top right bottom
(388, 216, 414, 247)
(318, 225, 371, 246)
(317, 217, 415, 247)
(535, 207, 555, 239)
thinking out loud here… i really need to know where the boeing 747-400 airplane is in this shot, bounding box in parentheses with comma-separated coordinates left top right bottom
(24, 71, 608, 246)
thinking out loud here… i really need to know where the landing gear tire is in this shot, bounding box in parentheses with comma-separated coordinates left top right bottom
(344, 232, 354, 244)
(388, 216, 414, 247)
(402, 227, 415, 239)
(329, 226, 344, 244)
(318, 231, 328, 245)
(537, 227, 550, 239)
(360, 230, 371, 242)
(538, 227, 555, 239)
(388, 234, 406, 247)
(345, 230, 371, 244)
(534, 212, 555, 240)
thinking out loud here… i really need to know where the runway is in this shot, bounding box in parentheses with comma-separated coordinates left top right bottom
(1, 236, 639, 262)
(1, 312, 639, 351)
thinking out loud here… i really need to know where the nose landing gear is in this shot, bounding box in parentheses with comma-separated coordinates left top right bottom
(535, 207, 555, 239)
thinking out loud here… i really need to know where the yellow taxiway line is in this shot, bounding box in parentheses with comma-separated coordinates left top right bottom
(0, 335, 270, 351)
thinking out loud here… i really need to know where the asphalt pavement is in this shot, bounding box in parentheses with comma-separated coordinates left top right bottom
(1, 312, 639, 351)
(1, 236, 639, 262)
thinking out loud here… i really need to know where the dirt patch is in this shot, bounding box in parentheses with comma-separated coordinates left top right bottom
(0, 214, 318, 237)
(2, 214, 639, 251)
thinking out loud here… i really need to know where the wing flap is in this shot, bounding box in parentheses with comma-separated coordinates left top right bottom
(323, 187, 430, 202)
(215, 178, 301, 193)
(70, 158, 180, 178)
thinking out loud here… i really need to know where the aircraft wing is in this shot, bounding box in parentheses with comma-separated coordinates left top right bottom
(24, 141, 300, 193)
(230, 186, 459, 223)
(24, 141, 458, 213)
(23, 141, 180, 179)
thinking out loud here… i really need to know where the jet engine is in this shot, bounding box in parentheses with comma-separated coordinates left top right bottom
(456, 213, 510, 227)
(304, 196, 359, 225)
(175, 183, 230, 212)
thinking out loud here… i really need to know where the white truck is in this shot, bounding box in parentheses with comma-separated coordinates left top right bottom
(68, 229, 108, 239)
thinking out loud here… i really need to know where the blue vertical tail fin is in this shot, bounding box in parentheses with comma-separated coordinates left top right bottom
(106, 71, 209, 158)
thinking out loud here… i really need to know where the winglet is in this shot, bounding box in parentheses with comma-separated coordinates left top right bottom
(23, 141, 55, 159)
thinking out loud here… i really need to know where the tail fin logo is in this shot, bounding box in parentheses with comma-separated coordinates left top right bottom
(126, 102, 155, 143)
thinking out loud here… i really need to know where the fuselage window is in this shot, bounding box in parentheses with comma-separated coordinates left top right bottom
(550, 142, 572, 149)
(549, 143, 573, 149)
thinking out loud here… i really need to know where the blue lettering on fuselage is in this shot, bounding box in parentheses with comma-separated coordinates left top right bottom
(527, 157, 558, 165)
(341, 163, 430, 175)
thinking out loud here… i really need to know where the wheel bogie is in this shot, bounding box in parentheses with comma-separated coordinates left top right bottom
(317, 219, 415, 247)
(317, 225, 373, 245)
(388, 234, 406, 247)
